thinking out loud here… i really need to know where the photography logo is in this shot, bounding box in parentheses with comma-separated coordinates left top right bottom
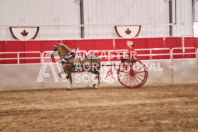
(36, 50, 163, 83)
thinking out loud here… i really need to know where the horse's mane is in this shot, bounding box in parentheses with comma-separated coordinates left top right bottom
(59, 43, 71, 52)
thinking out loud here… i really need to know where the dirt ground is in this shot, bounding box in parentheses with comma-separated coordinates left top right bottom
(0, 85, 198, 132)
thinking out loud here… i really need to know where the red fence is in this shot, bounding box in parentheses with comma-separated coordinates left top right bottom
(0, 37, 198, 64)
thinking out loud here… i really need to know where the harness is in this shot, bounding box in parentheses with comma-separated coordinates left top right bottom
(61, 47, 79, 66)
(74, 47, 79, 65)
(61, 48, 99, 72)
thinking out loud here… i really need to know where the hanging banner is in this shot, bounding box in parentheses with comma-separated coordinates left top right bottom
(9, 27, 39, 41)
(115, 25, 141, 38)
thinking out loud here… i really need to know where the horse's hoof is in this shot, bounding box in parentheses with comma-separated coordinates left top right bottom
(58, 73, 61, 77)
(93, 84, 98, 89)
(66, 88, 71, 91)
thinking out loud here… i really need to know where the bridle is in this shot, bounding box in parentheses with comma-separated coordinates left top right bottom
(53, 44, 58, 51)
(53, 44, 72, 58)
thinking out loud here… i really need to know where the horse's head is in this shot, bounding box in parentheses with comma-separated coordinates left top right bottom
(50, 43, 59, 58)
(50, 43, 71, 59)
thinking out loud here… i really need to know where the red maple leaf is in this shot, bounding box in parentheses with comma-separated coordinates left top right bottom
(125, 28, 131, 34)
(21, 30, 28, 36)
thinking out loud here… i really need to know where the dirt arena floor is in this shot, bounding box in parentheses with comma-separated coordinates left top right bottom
(0, 85, 198, 132)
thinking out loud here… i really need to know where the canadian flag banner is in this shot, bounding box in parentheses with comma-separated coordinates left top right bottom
(115, 25, 141, 38)
(9, 27, 39, 41)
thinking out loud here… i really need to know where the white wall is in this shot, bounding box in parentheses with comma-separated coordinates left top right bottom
(173, 0, 193, 36)
(194, 0, 198, 22)
(83, 0, 170, 38)
(0, 0, 80, 40)
(0, 59, 197, 91)
(0, 0, 194, 40)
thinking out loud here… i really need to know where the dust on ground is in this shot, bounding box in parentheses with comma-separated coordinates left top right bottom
(0, 85, 198, 132)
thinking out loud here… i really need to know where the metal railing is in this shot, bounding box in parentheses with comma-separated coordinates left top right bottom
(0, 47, 198, 65)
(135, 48, 171, 59)
(42, 51, 58, 63)
(0, 51, 41, 64)
(170, 47, 197, 59)
(41, 50, 89, 63)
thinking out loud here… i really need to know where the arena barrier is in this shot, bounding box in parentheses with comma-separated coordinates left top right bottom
(0, 47, 197, 91)
(0, 59, 197, 91)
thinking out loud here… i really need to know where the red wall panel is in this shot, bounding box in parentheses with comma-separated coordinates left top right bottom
(0, 37, 197, 64)
(184, 37, 196, 47)
(42, 40, 62, 52)
(147, 38, 164, 48)
(183, 37, 197, 58)
(165, 37, 182, 48)
(2, 41, 25, 64)
(165, 37, 182, 59)
(195, 38, 198, 48)
(146, 38, 167, 59)
(0, 41, 4, 64)
(24, 41, 43, 63)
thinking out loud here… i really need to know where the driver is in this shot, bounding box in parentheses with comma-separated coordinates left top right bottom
(121, 41, 136, 63)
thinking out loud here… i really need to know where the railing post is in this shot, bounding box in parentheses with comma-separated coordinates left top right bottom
(41, 52, 45, 64)
(17, 52, 20, 64)
(108, 51, 111, 62)
(182, 37, 185, 53)
(196, 49, 198, 59)
(150, 49, 152, 60)
(113, 39, 115, 49)
(170, 48, 173, 60)
(39, 52, 42, 63)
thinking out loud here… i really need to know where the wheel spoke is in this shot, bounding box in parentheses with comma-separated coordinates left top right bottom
(135, 71, 146, 74)
(134, 75, 143, 82)
(135, 74, 145, 77)
(119, 73, 130, 80)
(132, 76, 138, 87)
(126, 77, 131, 86)
(133, 76, 139, 86)
(129, 77, 134, 87)
(122, 76, 130, 86)
(129, 76, 135, 87)
(133, 77, 137, 87)
(120, 71, 130, 74)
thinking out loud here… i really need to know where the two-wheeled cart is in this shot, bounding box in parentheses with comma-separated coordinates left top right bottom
(114, 59, 148, 88)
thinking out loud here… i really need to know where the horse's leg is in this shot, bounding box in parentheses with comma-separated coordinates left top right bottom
(58, 69, 65, 77)
(97, 72, 100, 88)
(91, 62, 100, 89)
(93, 73, 100, 89)
(66, 72, 72, 90)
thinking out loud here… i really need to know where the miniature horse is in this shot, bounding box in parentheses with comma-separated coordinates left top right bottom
(50, 43, 101, 90)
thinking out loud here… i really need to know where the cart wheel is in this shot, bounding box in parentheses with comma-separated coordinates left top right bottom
(117, 59, 148, 89)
